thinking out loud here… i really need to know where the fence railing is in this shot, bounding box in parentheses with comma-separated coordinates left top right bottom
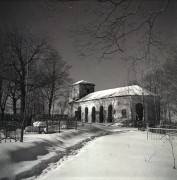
(0, 114, 77, 142)
(147, 127, 177, 140)
(24, 118, 77, 134)
(0, 121, 22, 143)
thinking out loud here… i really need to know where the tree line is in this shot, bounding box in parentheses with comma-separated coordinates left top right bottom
(142, 50, 177, 124)
(0, 26, 72, 122)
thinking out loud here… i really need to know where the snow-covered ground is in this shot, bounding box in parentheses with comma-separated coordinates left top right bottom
(0, 124, 110, 179)
(0, 125, 176, 180)
(37, 130, 177, 180)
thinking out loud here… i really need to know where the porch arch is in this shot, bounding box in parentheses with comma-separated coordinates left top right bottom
(99, 106, 104, 123)
(92, 107, 96, 123)
(108, 105, 113, 123)
(85, 107, 88, 122)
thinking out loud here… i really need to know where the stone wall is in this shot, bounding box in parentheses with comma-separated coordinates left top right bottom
(69, 84, 80, 102)
(69, 95, 160, 125)
(69, 96, 132, 123)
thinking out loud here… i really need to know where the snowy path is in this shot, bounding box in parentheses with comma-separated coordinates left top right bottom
(37, 130, 177, 180)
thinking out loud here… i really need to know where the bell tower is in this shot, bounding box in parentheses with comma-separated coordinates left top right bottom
(69, 80, 95, 102)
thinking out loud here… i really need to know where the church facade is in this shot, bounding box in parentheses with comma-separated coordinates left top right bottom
(69, 80, 160, 127)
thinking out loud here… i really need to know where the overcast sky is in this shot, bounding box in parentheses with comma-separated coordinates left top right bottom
(0, 0, 177, 91)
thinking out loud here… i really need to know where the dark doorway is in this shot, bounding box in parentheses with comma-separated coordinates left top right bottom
(135, 103, 143, 127)
(78, 106, 81, 121)
(99, 106, 104, 123)
(92, 107, 96, 123)
(85, 107, 88, 122)
(75, 111, 78, 120)
(108, 105, 113, 122)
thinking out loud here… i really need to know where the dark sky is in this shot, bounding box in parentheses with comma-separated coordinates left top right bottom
(0, 0, 177, 91)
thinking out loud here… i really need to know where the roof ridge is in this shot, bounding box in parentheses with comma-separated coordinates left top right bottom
(74, 85, 155, 103)
(72, 80, 95, 85)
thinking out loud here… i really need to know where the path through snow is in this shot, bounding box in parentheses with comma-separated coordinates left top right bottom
(37, 131, 177, 180)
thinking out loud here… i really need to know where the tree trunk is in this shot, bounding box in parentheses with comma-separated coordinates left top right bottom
(20, 80, 26, 142)
(48, 97, 52, 115)
(48, 83, 55, 115)
(0, 108, 5, 120)
(12, 97, 17, 115)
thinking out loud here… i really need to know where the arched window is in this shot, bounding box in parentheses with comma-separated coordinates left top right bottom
(99, 106, 104, 123)
(92, 107, 96, 123)
(78, 106, 81, 121)
(85, 107, 88, 122)
(108, 105, 113, 122)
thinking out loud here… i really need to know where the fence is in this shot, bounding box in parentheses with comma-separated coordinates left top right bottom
(0, 114, 77, 142)
(24, 118, 77, 134)
(0, 121, 22, 143)
(147, 127, 177, 140)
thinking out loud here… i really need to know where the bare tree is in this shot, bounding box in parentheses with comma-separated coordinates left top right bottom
(142, 48, 177, 124)
(8, 79, 21, 115)
(57, 83, 72, 115)
(8, 27, 49, 116)
(71, 0, 170, 61)
(41, 48, 72, 115)
(0, 79, 10, 119)
(0, 28, 11, 119)
(0, 26, 51, 141)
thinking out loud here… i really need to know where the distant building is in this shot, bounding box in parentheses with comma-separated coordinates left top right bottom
(69, 80, 160, 127)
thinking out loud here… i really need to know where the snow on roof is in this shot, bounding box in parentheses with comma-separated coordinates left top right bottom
(75, 85, 155, 102)
(72, 80, 95, 85)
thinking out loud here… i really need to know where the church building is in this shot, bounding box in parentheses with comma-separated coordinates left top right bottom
(69, 80, 160, 127)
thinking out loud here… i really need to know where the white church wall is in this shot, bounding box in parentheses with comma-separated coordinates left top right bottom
(70, 96, 132, 123)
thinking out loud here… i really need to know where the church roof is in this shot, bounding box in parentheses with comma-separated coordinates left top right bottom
(72, 80, 95, 85)
(75, 85, 155, 103)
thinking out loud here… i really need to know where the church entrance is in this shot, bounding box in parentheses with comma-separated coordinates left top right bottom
(85, 107, 88, 122)
(92, 107, 96, 123)
(108, 105, 113, 123)
(135, 103, 143, 127)
(99, 106, 104, 123)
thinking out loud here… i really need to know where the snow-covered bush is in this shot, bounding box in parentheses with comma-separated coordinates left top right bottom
(33, 121, 46, 127)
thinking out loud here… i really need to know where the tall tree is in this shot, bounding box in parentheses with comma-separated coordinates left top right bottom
(7, 27, 49, 116)
(0, 26, 50, 141)
(41, 49, 72, 115)
(8, 78, 21, 115)
(0, 80, 10, 118)
(0, 28, 11, 119)
(143, 51, 177, 123)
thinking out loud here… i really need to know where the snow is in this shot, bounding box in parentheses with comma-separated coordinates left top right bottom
(72, 80, 95, 85)
(33, 121, 47, 127)
(0, 124, 109, 180)
(0, 125, 177, 180)
(37, 130, 177, 180)
(76, 85, 155, 102)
